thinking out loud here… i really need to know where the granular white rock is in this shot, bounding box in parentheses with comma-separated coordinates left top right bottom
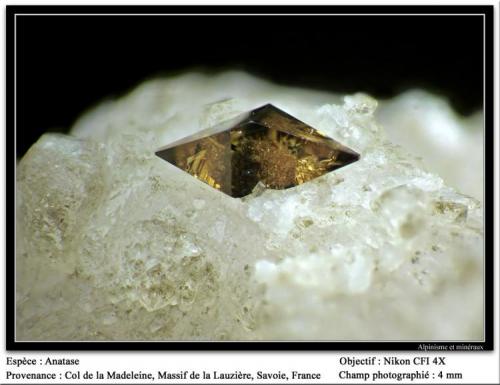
(16, 72, 483, 341)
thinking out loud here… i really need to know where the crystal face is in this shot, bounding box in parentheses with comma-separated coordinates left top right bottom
(156, 104, 360, 198)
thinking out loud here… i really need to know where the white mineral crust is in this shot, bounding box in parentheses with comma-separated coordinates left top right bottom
(16, 72, 484, 341)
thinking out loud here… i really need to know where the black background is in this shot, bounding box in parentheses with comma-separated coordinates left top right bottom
(16, 12, 484, 158)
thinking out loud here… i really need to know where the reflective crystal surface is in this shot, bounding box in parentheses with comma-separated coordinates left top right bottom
(156, 104, 360, 197)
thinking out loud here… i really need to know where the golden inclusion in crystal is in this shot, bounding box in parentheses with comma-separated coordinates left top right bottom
(156, 104, 360, 198)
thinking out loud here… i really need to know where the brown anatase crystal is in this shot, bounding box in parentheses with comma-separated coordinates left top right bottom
(156, 104, 360, 198)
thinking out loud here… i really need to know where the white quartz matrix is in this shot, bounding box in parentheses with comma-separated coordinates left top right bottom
(16, 72, 484, 341)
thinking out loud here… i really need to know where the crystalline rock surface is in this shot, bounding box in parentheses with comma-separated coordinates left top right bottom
(16, 72, 484, 341)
